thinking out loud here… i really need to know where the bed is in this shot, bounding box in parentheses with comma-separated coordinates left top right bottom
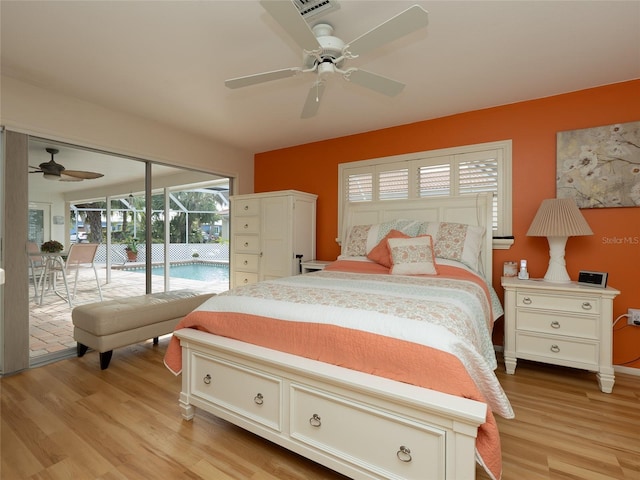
(165, 194, 514, 480)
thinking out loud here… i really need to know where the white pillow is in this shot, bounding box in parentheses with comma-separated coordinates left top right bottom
(388, 236, 438, 275)
(419, 221, 485, 272)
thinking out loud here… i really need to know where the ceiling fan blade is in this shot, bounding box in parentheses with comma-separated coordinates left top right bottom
(60, 174, 84, 182)
(62, 170, 104, 180)
(259, 0, 321, 52)
(345, 5, 429, 57)
(301, 82, 326, 119)
(225, 67, 302, 89)
(345, 69, 405, 97)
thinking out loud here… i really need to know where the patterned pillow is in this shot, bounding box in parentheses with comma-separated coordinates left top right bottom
(419, 221, 485, 271)
(342, 224, 372, 257)
(367, 229, 410, 267)
(388, 236, 438, 275)
(343, 219, 422, 257)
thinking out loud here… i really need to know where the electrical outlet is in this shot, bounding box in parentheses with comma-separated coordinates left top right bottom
(628, 308, 640, 326)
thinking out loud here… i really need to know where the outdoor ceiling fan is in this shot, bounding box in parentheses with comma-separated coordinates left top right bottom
(29, 148, 104, 182)
(225, 1, 429, 118)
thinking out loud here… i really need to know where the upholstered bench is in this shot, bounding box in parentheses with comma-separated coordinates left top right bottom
(72, 289, 215, 369)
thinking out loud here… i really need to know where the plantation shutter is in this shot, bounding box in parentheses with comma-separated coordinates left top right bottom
(338, 140, 511, 238)
(418, 163, 451, 197)
(378, 167, 409, 200)
(346, 171, 373, 202)
(457, 152, 499, 230)
(458, 156, 498, 195)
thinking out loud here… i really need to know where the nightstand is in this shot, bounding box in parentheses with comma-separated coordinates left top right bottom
(501, 277, 620, 393)
(301, 260, 333, 273)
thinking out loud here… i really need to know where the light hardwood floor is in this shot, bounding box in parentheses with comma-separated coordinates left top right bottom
(1, 338, 639, 479)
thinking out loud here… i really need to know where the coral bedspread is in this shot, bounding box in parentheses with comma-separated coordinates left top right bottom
(164, 260, 514, 480)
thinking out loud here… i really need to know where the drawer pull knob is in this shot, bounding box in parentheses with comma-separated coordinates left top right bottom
(244, 205, 249, 210)
(243, 260, 248, 265)
(243, 278, 249, 284)
(254, 393, 264, 405)
(582, 302, 593, 310)
(244, 242, 249, 247)
(550, 344, 560, 353)
(309, 413, 322, 427)
(550, 321, 561, 329)
(397, 446, 412, 463)
(244, 223, 249, 229)
(522, 297, 532, 305)
(203, 374, 212, 385)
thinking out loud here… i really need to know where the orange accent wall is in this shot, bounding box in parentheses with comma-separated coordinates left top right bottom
(255, 80, 640, 371)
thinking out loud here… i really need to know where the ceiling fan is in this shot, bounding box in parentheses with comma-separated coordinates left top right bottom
(29, 148, 104, 182)
(225, 1, 429, 118)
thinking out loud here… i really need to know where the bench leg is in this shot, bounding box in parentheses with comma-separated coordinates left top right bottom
(100, 351, 113, 370)
(77, 343, 89, 357)
(153, 337, 159, 345)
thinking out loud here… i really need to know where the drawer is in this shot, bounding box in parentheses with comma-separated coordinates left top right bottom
(234, 234, 260, 253)
(517, 291, 599, 315)
(516, 310, 598, 339)
(516, 332, 598, 368)
(234, 198, 260, 216)
(233, 271, 258, 287)
(190, 352, 282, 431)
(234, 253, 259, 272)
(290, 385, 445, 480)
(233, 216, 260, 234)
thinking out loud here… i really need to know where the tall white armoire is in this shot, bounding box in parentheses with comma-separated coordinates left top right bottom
(230, 190, 317, 287)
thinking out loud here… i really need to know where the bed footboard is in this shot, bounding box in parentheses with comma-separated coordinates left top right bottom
(175, 328, 486, 480)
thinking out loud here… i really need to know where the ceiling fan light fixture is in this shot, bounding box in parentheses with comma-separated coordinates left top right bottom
(318, 61, 335, 77)
(43, 172, 60, 181)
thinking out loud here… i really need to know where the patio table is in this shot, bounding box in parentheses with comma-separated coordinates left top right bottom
(31, 251, 72, 307)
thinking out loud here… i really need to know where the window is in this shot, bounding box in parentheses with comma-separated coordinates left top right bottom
(346, 168, 373, 202)
(339, 140, 512, 244)
(378, 167, 409, 200)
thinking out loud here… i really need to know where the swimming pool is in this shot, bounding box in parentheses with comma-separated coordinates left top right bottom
(149, 263, 229, 283)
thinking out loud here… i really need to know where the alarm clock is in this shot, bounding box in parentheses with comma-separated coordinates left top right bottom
(578, 270, 608, 288)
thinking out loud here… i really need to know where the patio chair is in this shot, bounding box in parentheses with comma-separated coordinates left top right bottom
(53, 243, 104, 305)
(27, 242, 45, 301)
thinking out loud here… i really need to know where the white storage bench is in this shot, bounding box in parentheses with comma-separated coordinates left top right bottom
(72, 289, 214, 369)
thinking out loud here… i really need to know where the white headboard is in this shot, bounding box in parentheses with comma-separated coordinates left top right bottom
(340, 194, 493, 280)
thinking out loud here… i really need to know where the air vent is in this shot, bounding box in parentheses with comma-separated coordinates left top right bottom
(293, 0, 340, 20)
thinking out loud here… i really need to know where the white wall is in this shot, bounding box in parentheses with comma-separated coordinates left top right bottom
(0, 75, 254, 194)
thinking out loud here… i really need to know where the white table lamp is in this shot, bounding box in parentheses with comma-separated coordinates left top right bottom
(526, 198, 593, 283)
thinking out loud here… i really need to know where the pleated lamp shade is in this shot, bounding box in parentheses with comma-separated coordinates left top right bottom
(527, 198, 593, 237)
(526, 198, 592, 283)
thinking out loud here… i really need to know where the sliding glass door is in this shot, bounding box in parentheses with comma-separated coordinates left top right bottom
(19, 136, 231, 368)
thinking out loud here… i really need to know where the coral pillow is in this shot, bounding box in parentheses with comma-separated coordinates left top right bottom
(388, 236, 438, 276)
(367, 229, 410, 267)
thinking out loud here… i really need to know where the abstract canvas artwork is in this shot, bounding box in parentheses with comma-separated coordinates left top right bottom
(556, 121, 640, 208)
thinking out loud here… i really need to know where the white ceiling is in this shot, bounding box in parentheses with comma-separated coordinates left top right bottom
(2, 1, 639, 156)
